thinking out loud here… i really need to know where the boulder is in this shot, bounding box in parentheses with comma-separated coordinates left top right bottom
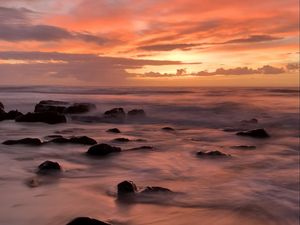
(127, 109, 146, 118)
(64, 103, 96, 114)
(162, 127, 175, 131)
(15, 112, 67, 124)
(37, 160, 61, 174)
(113, 138, 130, 142)
(2, 138, 43, 146)
(196, 150, 230, 157)
(117, 180, 138, 197)
(49, 136, 97, 145)
(236, 128, 270, 138)
(0, 110, 24, 121)
(103, 108, 126, 121)
(66, 217, 111, 225)
(86, 143, 121, 156)
(106, 128, 121, 133)
(34, 100, 68, 113)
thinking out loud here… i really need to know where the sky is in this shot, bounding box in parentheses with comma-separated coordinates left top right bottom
(0, 0, 299, 86)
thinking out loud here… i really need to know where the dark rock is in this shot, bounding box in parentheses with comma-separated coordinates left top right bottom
(44, 135, 64, 139)
(196, 150, 230, 157)
(35, 100, 68, 113)
(113, 138, 130, 142)
(2, 138, 43, 146)
(240, 118, 258, 124)
(104, 108, 126, 121)
(0, 102, 4, 110)
(140, 186, 172, 194)
(236, 128, 270, 138)
(49, 136, 97, 145)
(129, 146, 153, 151)
(15, 112, 67, 124)
(127, 109, 146, 118)
(162, 127, 175, 131)
(106, 128, 121, 133)
(37, 160, 61, 174)
(117, 180, 138, 197)
(64, 103, 96, 114)
(66, 217, 111, 225)
(0, 110, 23, 121)
(87, 143, 121, 156)
(231, 145, 256, 150)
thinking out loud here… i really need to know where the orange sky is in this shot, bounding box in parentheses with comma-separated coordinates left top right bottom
(0, 0, 299, 86)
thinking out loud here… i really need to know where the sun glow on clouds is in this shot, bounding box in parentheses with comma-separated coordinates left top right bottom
(0, 0, 298, 86)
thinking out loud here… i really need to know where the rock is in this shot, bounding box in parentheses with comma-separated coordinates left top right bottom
(129, 146, 153, 151)
(196, 150, 230, 157)
(86, 143, 121, 156)
(162, 127, 175, 131)
(240, 118, 258, 124)
(231, 145, 256, 150)
(66, 217, 111, 225)
(140, 186, 172, 194)
(117, 180, 138, 197)
(2, 138, 43, 146)
(127, 109, 146, 118)
(103, 108, 126, 121)
(0, 110, 23, 121)
(106, 128, 121, 133)
(35, 100, 68, 113)
(64, 103, 96, 114)
(0, 102, 4, 110)
(49, 136, 97, 145)
(236, 128, 270, 138)
(113, 138, 130, 142)
(37, 160, 61, 174)
(15, 112, 67, 124)
(44, 135, 64, 139)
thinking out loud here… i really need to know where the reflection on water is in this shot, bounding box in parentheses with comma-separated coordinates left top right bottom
(0, 87, 299, 225)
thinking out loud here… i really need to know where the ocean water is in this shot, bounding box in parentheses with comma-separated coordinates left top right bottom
(0, 86, 299, 225)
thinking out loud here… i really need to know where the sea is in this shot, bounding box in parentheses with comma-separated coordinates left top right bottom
(0, 86, 299, 225)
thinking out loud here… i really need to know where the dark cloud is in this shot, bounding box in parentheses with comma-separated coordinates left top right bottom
(286, 63, 299, 71)
(0, 6, 108, 45)
(0, 51, 189, 84)
(224, 35, 282, 44)
(138, 65, 286, 78)
(138, 43, 199, 51)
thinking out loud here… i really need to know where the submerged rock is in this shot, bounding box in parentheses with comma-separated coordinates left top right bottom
(64, 103, 96, 114)
(117, 180, 138, 197)
(236, 128, 270, 138)
(240, 118, 258, 124)
(87, 143, 121, 156)
(161, 127, 175, 131)
(113, 138, 130, 142)
(49, 136, 97, 145)
(231, 145, 256, 150)
(15, 112, 67, 124)
(37, 160, 61, 174)
(128, 146, 153, 151)
(66, 217, 111, 225)
(103, 108, 126, 121)
(127, 109, 146, 118)
(2, 138, 43, 146)
(106, 128, 121, 133)
(196, 150, 230, 158)
(140, 186, 172, 194)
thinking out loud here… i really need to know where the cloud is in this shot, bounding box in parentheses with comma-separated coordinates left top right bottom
(224, 35, 282, 44)
(0, 6, 108, 45)
(138, 43, 199, 51)
(286, 63, 299, 71)
(138, 65, 287, 78)
(0, 51, 189, 84)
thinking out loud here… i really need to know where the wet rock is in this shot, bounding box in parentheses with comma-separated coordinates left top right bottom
(86, 143, 121, 156)
(35, 100, 68, 113)
(15, 112, 67, 124)
(66, 217, 111, 225)
(44, 135, 64, 139)
(104, 108, 126, 121)
(196, 150, 230, 157)
(37, 160, 61, 174)
(162, 127, 175, 131)
(236, 128, 270, 138)
(49, 136, 97, 145)
(0, 110, 23, 121)
(2, 138, 43, 146)
(231, 145, 256, 150)
(127, 109, 146, 118)
(0, 102, 4, 110)
(240, 118, 258, 124)
(117, 180, 138, 197)
(106, 128, 121, 133)
(113, 138, 130, 142)
(128, 146, 153, 151)
(140, 186, 172, 194)
(64, 103, 96, 114)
